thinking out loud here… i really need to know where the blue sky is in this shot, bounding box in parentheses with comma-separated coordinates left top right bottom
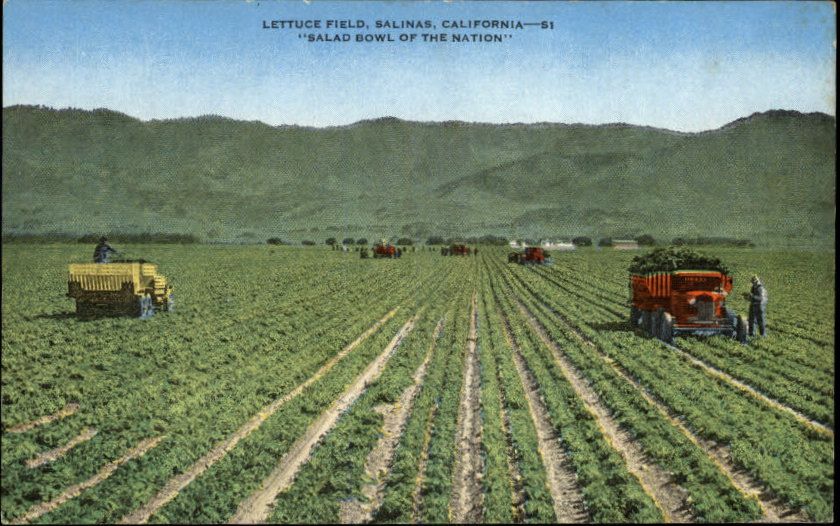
(3, 0, 836, 131)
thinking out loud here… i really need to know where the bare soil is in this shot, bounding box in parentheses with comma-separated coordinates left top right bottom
(229, 315, 417, 524)
(515, 300, 693, 523)
(602, 350, 808, 523)
(411, 391, 438, 521)
(450, 293, 484, 523)
(499, 310, 588, 523)
(542, 265, 831, 438)
(338, 319, 444, 524)
(548, 305, 814, 522)
(495, 358, 526, 522)
(6, 403, 80, 434)
(118, 308, 399, 524)
(12, 436, 163, 525)
(666, 341, 832, 438)
(26, 427, 98, 469)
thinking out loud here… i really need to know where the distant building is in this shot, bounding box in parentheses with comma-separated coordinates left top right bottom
(542, 241, 576, 251)
(613, 239, 639, 250)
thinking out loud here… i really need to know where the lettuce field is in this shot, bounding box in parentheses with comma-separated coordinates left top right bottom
(1, 244, 834, 523)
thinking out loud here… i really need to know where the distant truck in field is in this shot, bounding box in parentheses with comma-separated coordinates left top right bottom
(508, 246, 551, 265)
(443, 244, 470, 256)
(373, 242, 397, 258)
(67, 260, 174, 318)
(629, 248, 747, 344)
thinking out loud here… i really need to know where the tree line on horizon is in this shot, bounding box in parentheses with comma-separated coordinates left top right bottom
(1, 231, 754, 248)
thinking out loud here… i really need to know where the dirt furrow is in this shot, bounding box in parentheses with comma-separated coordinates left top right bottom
(498, 309, 588, 523)
(496, 363, 526, 522)
(519, 278, 813, 522)
(514, 300, 693, 523)
(11, 435, 163, 525)
(338, 319, 444, 524)
(704, 444, 809, 523)
(531, 265, 833, 437)
(566, 330, 809, 521)
(411, 392, 438, 521)
(6, 403, 80, 434)
(229, 314, 418, 524)
(119, 308, 399, 524)
(665, 341, 833, 437)
(26, 427, 98, 469)
(451, 293, 484, 524)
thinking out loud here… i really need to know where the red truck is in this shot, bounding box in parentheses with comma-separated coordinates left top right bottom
(373, 243, 397, 258)
(449, 244, 470, 256)
(630, 270, 748, 344)
(508, 246, 551, 265)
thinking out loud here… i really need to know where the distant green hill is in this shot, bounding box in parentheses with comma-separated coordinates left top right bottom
(2, 106, 835, 246)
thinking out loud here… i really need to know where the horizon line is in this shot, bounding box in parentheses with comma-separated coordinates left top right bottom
(3, 103, 836, 135)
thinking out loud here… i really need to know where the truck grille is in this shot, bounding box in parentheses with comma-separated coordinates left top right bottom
(695, 300, 715, 321)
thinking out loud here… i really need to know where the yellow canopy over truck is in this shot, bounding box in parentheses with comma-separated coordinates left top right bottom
(67, 260, 173, 318)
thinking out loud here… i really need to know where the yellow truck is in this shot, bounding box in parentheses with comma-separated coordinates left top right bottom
(67, 261, 173, 318)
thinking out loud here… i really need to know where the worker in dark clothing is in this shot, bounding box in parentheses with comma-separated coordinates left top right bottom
(93, 237, 118, 263)
(748, 275, 768, 336)
(474, 247, 479, 256)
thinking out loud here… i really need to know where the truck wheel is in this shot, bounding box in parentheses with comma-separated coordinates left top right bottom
(641, 310, 652, 335)
(660, 313, 674, 344)
(76, 300, 93, 318)
(736, 315, 748, 344)
(724, 306, 738, 327)
(630, 306, 640, 327)
(651, 308, 663, 339)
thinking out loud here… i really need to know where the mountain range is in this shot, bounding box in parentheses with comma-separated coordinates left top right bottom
(2, 105, 835, 245)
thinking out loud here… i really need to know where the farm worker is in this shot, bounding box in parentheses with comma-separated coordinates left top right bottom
(93, 237, 118, 263)
(474, 247, 479, 256)
(748, 275, 768, 336)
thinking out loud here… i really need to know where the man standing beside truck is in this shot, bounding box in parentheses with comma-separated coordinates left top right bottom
(748, 275, 768, 336)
